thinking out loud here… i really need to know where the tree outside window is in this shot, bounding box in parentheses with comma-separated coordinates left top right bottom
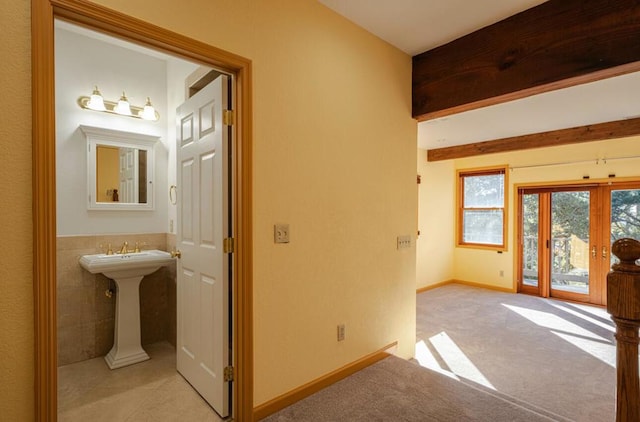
(457, 167, 508, 250)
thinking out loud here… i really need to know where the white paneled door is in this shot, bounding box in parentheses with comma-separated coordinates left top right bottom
(176, 74, 231, 417)
(119, 147, 138, 203)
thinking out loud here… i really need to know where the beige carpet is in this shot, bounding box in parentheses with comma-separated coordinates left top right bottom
(265, 284, 616, 421)
(415, 284, 615, 422)
(263, 354, 568, 421)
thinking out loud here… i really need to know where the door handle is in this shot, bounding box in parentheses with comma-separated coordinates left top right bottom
(171, 249, 182, 259)
(591, 246, 597, 258)
(602, 246, 607, 259)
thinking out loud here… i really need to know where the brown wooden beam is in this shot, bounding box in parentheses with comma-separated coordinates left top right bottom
(413, 0, 640, 121)
(426, 117, 640, 161)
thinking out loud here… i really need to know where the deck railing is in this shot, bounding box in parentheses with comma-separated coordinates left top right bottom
(523, 236, 589, 289)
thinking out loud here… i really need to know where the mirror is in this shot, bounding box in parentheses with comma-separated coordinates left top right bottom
(81, 125, 159, 210)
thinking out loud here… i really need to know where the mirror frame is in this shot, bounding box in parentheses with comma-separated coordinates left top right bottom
(80, 125, 159, 210)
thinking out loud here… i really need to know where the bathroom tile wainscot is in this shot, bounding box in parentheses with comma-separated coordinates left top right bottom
(56, 233, 177, 366)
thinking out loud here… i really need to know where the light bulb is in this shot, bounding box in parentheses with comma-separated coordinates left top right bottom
(140, 97, 157, 120)
(87, 86, 106, 111)
(114, 92, 131, 116)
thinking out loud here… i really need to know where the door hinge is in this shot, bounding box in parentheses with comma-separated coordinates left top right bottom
(417, 174, 421, 184)
(223, 109, 234, 126)
(224, 366, 234, 382)
(223, 237, 235, 253)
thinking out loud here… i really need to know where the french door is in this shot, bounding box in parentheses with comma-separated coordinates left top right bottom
(517, 182, 640, 305)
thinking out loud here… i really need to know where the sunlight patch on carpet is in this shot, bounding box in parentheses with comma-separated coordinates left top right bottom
(565, 301, 613, 321)
(423, 332, 496, 390)
(503, 304, 608, 341)
(547, 301, 614, 333)
(551, 331, 616, 367)
(414, 340, 460, 380)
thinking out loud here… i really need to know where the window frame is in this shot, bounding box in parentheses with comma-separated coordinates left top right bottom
(456, 165, 509, 251)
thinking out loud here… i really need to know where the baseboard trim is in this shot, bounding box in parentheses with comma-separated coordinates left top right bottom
(253, 341, 398, 421)
(416, 280, 455, 293)
(451, 279, 516, 293)
(417, 279, 515, 294)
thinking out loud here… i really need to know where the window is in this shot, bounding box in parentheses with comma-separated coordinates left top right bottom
(457, 166, 508, 250)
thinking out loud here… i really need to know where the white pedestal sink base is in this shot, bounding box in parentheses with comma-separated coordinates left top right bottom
(105, 347, 149, 369)
(78, 250, 174, 370)
(104, 275, 150, 369)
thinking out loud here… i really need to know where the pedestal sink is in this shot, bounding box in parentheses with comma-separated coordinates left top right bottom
(79, 250, 174, 369)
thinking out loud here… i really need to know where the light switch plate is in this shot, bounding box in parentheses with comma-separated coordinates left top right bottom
(337, 324, 345, 341)
(274, 224, 290, 243)
(397, 235, 412, 249)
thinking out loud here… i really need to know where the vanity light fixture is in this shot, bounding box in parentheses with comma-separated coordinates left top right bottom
(78, 86, 159, 121)
(140, 97, 157, 121)
(86, 86, 106, 111)
(114, 92, 132, 116)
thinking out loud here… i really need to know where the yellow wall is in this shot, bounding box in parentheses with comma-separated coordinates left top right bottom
(416, 149, 455, 289)
(96, 146, 120, 202)
(418, 136, 640, 291)
(0, 0, 34, 420)
(5, 0, 417, 415)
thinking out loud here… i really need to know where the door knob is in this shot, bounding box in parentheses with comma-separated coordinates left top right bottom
(591, 246, 597, 258)
(171, 249, 182, 259)
(602, 246, 607, 259)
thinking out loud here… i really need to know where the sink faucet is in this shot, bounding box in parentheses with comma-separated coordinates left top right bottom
(116, 241, 144, 254)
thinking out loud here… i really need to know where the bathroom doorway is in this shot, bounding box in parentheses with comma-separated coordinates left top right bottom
(33, 2, 253, 420)
(54, 20, 233, 419)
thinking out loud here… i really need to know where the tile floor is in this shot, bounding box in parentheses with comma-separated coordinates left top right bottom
(58, 342, 223, 421)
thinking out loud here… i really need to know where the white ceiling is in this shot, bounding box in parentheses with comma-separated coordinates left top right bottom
(318, 0, 640, 151)
(318, 0, 547, 56)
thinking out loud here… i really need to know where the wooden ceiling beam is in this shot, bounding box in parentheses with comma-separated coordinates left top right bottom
(427, 117, 640, 161)
(413, 0, 640, 121)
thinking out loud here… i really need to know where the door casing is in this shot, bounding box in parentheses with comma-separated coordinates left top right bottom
(32, 0, 253, 420)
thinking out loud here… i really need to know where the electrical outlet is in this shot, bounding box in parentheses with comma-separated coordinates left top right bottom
(337, 324, 345, 341)
(274, 224, 290, 243)
(397, 235, 412, 249)
(169, 219, 174, 233)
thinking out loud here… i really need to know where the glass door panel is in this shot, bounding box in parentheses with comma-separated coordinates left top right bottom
(522, 194, 539, 288)
(518, 183, 640, 305)
(550, 191, 590, 296)
(610, 189, 640, 265)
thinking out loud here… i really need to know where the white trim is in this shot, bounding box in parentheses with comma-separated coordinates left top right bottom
(81, 125, 159, 211)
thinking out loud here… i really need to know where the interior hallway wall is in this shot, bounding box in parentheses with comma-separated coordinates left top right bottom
(5, 0, 417, 414)
(416, 149, 455, 290)
(89, 0, 418, 406)
(0, 0, 33, 419)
